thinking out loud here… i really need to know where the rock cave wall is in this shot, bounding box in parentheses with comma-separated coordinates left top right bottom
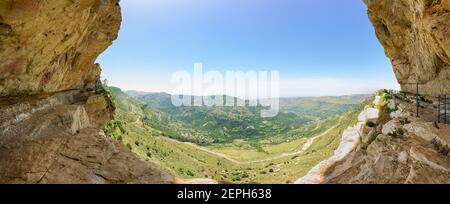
(365, 0, 450, 94)
(0, 0, 173, 183)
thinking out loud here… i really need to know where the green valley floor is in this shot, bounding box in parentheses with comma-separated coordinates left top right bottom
(104, 86, 370, 183)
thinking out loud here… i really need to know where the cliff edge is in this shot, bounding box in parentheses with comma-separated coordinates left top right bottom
(297, 92, 450, 183)
(297, 0, 450, 184)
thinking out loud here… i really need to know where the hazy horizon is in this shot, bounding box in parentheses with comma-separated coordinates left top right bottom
(97, 0, 400, 98)
(122, 87, 373, 99)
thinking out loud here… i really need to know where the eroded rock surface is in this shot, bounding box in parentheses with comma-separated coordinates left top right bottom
(0, 0, 121, 96)
(365, 0, 450, 94)
(308, 0, 450, 184)
(333, 0, 450, 183)
(315, 95, 450, 184)
(0, 0, 174, 183)
(296, 97, 382, 184)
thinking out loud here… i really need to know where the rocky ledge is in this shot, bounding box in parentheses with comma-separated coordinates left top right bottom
(0, 90, 173, 183)
(296, 96, 382, 184)
(302, 92, 450, 184)
(0, 0, 174, 183)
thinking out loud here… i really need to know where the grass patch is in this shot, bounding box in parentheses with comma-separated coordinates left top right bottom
(104, 85, 374, 183)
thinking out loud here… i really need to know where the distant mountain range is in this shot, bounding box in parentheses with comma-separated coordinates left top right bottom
(105, 86, 370, 144)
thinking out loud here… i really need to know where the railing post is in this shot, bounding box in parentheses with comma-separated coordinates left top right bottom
(416, 82, 419, 117)
(394, 90, 397, 107)
(445, 94, 447, 124)
(438, 94, 441, 123)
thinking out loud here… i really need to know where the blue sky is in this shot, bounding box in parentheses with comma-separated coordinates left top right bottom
(97, 0, 399, 97)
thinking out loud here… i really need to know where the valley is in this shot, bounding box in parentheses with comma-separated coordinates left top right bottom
(1, 0, 449, 186)
(104, 86, 371, 183)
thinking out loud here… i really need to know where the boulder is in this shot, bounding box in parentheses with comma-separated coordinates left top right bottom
(404, 122, 439, 142)
(382, 120, 403, 136)
(358, 107, 379, 124)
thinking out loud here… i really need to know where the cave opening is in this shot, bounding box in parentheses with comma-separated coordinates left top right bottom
(90, 0, 403, 184)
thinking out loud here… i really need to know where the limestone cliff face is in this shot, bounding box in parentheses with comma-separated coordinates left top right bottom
(0, 0, 173, 183)
(299, 0, 450, 184)
(0, 0, 121, 96)
(298, 92, 450, 184)
(365, 0, 450, 94)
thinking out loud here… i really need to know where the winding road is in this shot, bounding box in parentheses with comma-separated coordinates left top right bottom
(163, 124, 339, 164)
(134, 114, 340, 164)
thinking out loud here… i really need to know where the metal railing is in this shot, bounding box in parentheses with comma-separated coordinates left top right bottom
(387, 88, 449, 124)
(392, 82, 422, 117)
(438, 94, 449, 124)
